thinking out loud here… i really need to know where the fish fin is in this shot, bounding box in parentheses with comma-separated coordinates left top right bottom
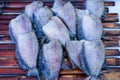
(101, 31, 108, 40)
(85, 76, 97, 80)
(70, 61, 77, 69)
(41, 58, 51, 80)
(61, 59, 72, 70)
(27, 68, 40, 80)
(15, 46, 28, 70)
(102, 60, 110, 71)
(99, 71, 103, 80)
(102, 10, 107, 18)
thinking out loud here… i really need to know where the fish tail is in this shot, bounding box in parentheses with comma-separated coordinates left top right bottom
(27, 67, 40, 80)
(85, 76, 98, 80)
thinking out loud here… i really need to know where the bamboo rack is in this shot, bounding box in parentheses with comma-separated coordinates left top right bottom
(0, 0, 119, 80)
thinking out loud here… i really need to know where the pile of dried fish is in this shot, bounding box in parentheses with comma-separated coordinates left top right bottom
(8, 0, 105, 80)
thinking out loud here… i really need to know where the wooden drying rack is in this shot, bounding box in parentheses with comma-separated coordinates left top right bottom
(0, 0, 120, 80)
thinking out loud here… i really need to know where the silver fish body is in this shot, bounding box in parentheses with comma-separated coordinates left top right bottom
(66, 40, 84, 69)
(41, 39, 63, 80)
(9, 14, 32, 42)
(78, 15, 103, 40)
(24, 1, 43, 22)
(51, 0, 65, 15)
(33, 6, 53, 38)
(16, 32, 39, 78)
(58, 2, 76, 36)
(43, 16, 70, 46)
(86, 0, 104, 18)
(76, 9, 89, 40)
(80, 40, 105, 80)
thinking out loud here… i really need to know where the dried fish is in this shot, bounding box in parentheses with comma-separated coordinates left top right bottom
(58, 2, 76, 38)
(24, 1, 43, 22)
(80, 40, 105, 80)
(43, 16, 70, 46)
(9, 14, 32, 42)
(40, 39, 63, 80)
(16, 32, 40, 79)
(78, 15, 103, 40)
(86, 0, 105, 18)
(33, 6, 53, 38)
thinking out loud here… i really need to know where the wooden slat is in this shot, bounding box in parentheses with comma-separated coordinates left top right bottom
(0, 56, 118, 66)
(0, 13, 117, 21)
(0, 14, 18, 20)
(104, 31, 120, 36)
(0, 44, 15, 50)
(103, 36, 120, 41)
(0, 58, 18, 66)
(103, 23, 120, 28)
(105, 50, 120, 56)
(103, 72, 120, 80)
(104, 41, 119, 47)
(0, 24, 9, 30)
(0, 68, 26, 75)
(102, 17, 119, 23)
(106, 58, 116, 66)
(0, 40, 120, 49)
(1, 30, 120, 37)
(0, 76, 19, 80)
(0, 22, 120, 30)
(1, 7, 109, 14)
(0, 50, 15, 57)
(0, 49, 119, 57)
(0, 1, 115, 8)
(2, 14, 119, 25)
(105, 13, 118, 18)
(0, 35, 10, 41)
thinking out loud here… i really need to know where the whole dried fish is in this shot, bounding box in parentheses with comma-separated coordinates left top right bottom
(76, 9, 89, 40)
(40, 39, 63, 80)
(9, 14, 32, 42)
(66, 40, 84, 69)
(16, 32, 40, 79)
(86, 0, 104, 18)
(33, 6, 53, 38)
(43, 16, 70, 46)
(51, 0, 65, 15)
(24, 1, 43, 22)
(79, 40, 105, 80)
(78, 15, 103, 40)
(58, 2, 76, 38)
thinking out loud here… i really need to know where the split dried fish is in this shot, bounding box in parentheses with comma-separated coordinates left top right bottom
(78, 15, 103, 40)
(24, 1, 43, 22)
(40, 39, 63, 80)
(79, 40, 105, 80)
(58, 2, 76, 38)
(33, 6, 53, 38)
(43, 16, 70, 46)
(16, 32, 40, 79)
(86, 0, 105, 18)
(9, 14, 32, 42)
